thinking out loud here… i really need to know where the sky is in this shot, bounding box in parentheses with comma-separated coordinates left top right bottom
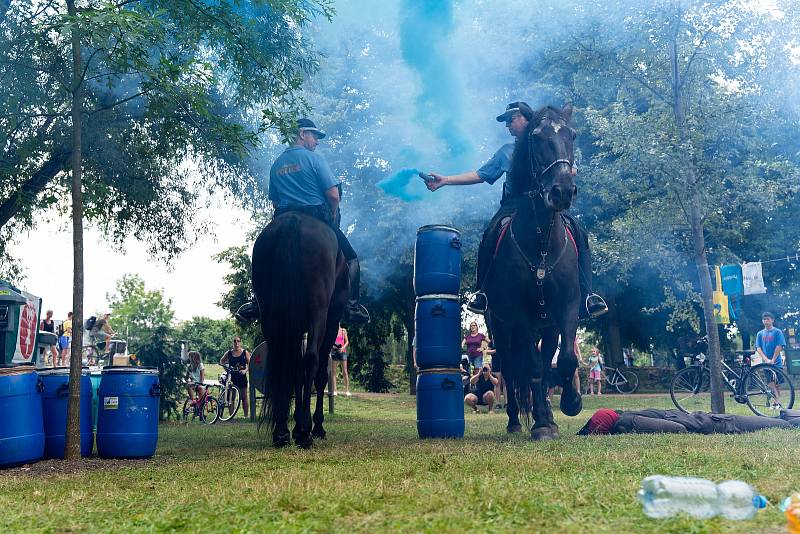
(8, 198, 250, 321)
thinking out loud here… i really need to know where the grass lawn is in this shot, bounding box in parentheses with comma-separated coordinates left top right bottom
(1, 392, 796, 533)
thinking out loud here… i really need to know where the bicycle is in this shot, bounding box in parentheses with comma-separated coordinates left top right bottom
(181, 384, 219, 424)
(670, 350, 795, 417)
(215, 364, 242, 422)
(602, 366, 640, 394)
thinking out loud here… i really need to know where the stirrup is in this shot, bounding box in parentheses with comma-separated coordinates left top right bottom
(235, 301, 260, 323)
(466, 292, 488, 314)
(344, 302, 370, 324)
(586, 294, 608, 318)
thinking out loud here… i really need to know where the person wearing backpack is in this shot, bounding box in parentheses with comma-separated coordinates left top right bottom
(90, 311, 116, 356)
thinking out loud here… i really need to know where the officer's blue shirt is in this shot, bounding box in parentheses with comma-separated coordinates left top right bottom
(268, 146, 340, 208)
(476, 142, 514, 199)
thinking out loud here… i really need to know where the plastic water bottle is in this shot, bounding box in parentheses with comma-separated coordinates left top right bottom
(637, 476, 767, 520)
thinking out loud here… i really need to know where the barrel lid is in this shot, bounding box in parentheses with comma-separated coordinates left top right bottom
(417, 224, 460, 235)
(101, 366, 158, 375)
(38, 366, 90, 376)
(415, 294, 461, 302)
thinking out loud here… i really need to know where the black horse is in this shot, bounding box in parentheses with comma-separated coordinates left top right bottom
(252, 212, 349, 448)
(483, 104, 582, 441)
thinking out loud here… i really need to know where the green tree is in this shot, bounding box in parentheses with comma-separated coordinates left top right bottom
(136, 325, 184, 420)
(107, 274, 175, 352)
(546, 0, 800, 411)
(176, 316, 237, 364)
(1, 0, 331, 458)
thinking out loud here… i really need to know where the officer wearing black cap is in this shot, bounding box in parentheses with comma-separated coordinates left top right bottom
(425, 102, 607, 319)
(236, 118, 370, 324)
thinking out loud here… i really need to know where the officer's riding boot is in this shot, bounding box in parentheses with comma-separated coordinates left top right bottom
(344, 258, 370, 324)
(235, 300, 260, 323)
(576, 239, 608, 319)
(466, 234, 493, 314)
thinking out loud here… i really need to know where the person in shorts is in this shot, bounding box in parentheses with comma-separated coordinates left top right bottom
(755, 311, 787, 407)
(220, 337, 251, 417)
(330, 324, 351, 396)
(462, 322, 487, 371)
(186, 351, 206, 402)
(58, 311, 73, 366)
(587, 347, 604, 395)
(464, 362, 499, 412)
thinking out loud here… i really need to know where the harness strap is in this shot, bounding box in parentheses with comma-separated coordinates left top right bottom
(564, 225, 578, 255)
(493, 217, 514, 258)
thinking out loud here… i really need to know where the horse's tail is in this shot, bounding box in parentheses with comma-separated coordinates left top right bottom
(256, 216, 306, 439)
(506, 346, 536, 430)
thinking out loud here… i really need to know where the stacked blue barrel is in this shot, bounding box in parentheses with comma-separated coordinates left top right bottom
(0, 364, 45, 467)
(414, 225, 464, 438)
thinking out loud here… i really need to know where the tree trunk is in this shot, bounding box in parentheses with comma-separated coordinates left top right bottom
(671, 25, 725, 412)
(604, 293, 623, 366)
(64, 0, 85, 460)
(0, 147, 71, 229)
(405, 318, 416, 395)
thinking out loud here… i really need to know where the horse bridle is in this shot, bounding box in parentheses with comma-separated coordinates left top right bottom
(506, 119, 575, 319)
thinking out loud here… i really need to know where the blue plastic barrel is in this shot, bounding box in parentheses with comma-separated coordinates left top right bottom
(0, 365, 44, 467)
(89, 369, 101, 430)
(97, 367, 160, 458)
(414, 225, 462, 296)
(415, 294, 462, 369)
(416, 369, 465, 438)
(39, 367, 93, 458)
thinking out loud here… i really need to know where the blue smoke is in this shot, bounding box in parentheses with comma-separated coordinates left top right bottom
(377, 0, 473, 201)
(376, 168, 429, 201)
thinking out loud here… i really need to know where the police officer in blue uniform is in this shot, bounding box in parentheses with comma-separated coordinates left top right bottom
(236, 118, 369, 324)
(425, 102, 607, 319)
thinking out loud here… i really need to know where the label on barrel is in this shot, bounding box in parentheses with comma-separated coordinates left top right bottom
(104, 396, 119, 410)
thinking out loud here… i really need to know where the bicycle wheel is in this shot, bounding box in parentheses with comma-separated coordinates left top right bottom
(182, 398, 196, 422)
(744, 364, 795, 417)
(670, 366, 711, 413)
(615, 370, 639, 394)
(217, 385, 241, 422)
(201, 396, 219, 425)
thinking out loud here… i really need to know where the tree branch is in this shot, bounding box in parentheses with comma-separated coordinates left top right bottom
(86, 90, 149, 115)
(0, 145, 71, 229)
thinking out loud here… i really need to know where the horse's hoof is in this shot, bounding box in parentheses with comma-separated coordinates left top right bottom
(312, 427, 326, 440)
(273, 432, 291, 448)
(560, 390, 583, 417)
(506, 424, 523, 434)
(295, 434, 313, 449)
(530, 426, 553, 441)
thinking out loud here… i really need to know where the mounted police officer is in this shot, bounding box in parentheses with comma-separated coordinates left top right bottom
(425, 101, 607, 319)
(236, 118, 370, 324)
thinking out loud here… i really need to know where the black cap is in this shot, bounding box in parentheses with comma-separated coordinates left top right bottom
(576, 419, 592, 436)
(297, 118, 326, 139)
(496, 101, 534, 122)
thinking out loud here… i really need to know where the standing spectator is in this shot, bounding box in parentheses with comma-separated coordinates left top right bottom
(186, 351, 206, 402)
(755, 311, 787, 407)
(330, 325, 351, 397)
(39, 310, 57, 365)
(545, 336, 585, 401)
(462, 322, 487, 372)
(464, 362, 499, 413)
(587, 348, 604, 395)
(58, 312, 73, 366)
(220, 337, 251, 418)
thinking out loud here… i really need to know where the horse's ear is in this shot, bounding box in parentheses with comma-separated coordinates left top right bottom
(561, 102, 574, 122)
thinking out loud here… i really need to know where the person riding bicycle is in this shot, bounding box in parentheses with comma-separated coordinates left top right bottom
(186, 350, 206, 403)
(235, 118, 369, 325)
(90, 311, 116, 354)
(220, 337, 251, 418)
(423, 101, 607, 320)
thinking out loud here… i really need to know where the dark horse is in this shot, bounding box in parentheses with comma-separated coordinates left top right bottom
(252, 212, 349, 448)
(483, 104, 582, 440)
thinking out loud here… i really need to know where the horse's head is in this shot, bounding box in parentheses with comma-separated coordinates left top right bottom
(527, 104, 577, 211)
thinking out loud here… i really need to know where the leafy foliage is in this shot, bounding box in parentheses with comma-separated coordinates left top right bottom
(175, 316, 237, 364)
(135, 324, 184, 420)
(107, 274, 175, 352)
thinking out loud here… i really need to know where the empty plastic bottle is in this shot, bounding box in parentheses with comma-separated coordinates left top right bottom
(637, 476, 767, 520)
(781, 493, 800, 533)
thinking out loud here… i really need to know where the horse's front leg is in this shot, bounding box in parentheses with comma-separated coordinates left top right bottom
(524, 336, 554, 441)
(539, 326, 560, 435)
(553, 308, 582, 417)
(294, 312, 326, 449)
